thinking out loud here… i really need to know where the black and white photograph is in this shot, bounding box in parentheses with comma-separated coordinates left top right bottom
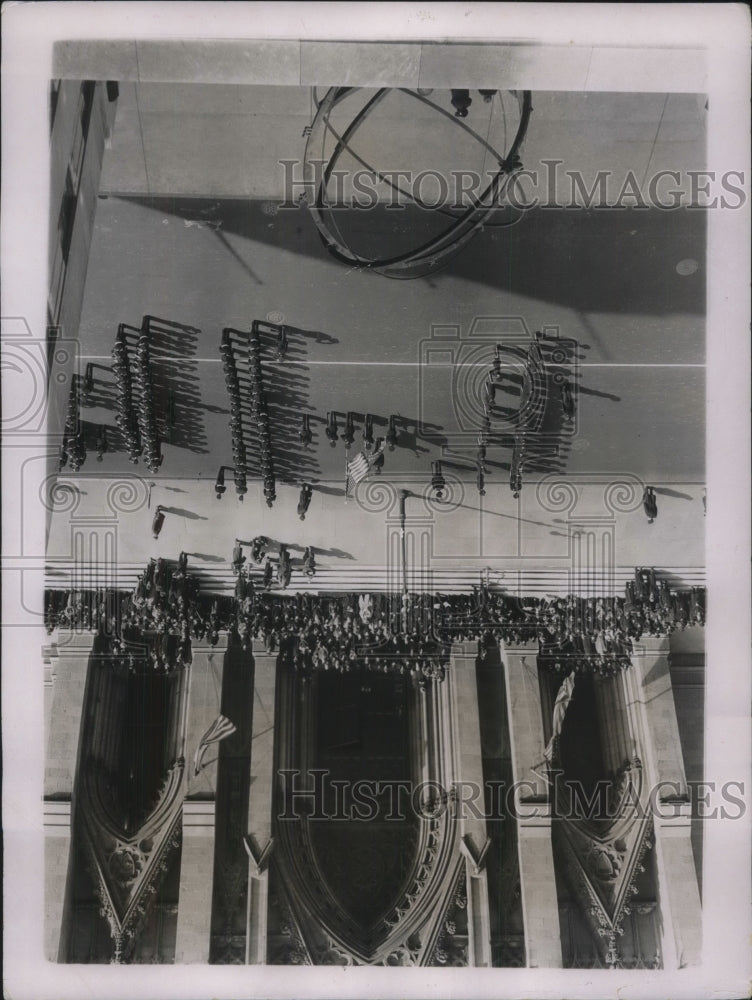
(2, 4, 750, 999)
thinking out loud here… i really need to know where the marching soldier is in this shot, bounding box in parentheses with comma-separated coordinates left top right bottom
(302, 546, 316, 578)
(561, 381, 575, 421)
(343, 411, 355, 448)
(363, 413, 374, 449)
(299, 413, 313, 448)
(151, 505, 166, 540)
(451, 89, 472, 118)
(95, 425, 108, 462)
(476, 437, 487, 472)
(431, 461, 446, 500)
(275, 325, 289, 361)
(476, 461, 486, 497)
(643, 486, 658, 523)
(232, 541, 246, 575)
(386, 414, 398, 451)
(277, 545, 292, 588)
(297, 483, 313, 520)
(325, 411, 338, 447)
(214, 467, 227, 499)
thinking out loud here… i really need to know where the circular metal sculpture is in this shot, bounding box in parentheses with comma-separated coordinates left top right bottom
(303, 87, 532, 279)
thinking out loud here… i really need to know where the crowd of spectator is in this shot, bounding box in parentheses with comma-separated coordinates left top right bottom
(44, 563, 705, 681)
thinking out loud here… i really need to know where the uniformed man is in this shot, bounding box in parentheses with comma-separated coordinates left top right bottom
(151, 505, 166, 540)
(643, 486, 658, 523)
(232, 542, 246, 575)
(386, 414, 398, 452)
(476, 462, 486, 497)
(297, 483, 313, 520)
(275, 325, 288, 361)
(363, 413, 374, 448)
(299, 413, 313, 448)
(451, 89, 472, 118)
(325, 411, 338, 446)
(476, 438, 487, 472)
(431, 461, 446, 500)
(278, 545, 292, 588)
(303, 546, 316, 578)
(95, 425, 108, 462)
(342, 411, 355, 448)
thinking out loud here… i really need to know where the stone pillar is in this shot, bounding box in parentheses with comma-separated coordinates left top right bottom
(174, 802, 216, 963)
(449, 643, 492, 968)
(628, 636, 702, 967)
(44, 631, 95, 797)
(44, 801, 73, 961)
(245, 642, 279, 965)
(43, 630, 96, 961)
(175, 637, 227, 962)
(629, 636, 688, 795)
(499, 640, 562, 968)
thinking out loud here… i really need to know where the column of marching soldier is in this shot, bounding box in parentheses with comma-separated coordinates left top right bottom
(57, 375, 86, 471)
(57, 364, 110, 471)
(59, 320, 666, 539)
(111, 322, 162, 472)
(220, 327, 278, 506)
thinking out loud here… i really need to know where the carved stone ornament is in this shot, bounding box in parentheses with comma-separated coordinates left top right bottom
(553, 758, 654, 968)
(78, 756, 185, 961)
(274, 806, 467, 966)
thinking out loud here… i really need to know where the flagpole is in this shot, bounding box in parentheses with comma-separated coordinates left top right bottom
(399, 489, 409, 631)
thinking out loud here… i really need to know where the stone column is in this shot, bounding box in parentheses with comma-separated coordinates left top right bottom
(44, 631, 95, 797)
(175, 637, 227, 962)
(43, 630, 96, 961)
(44, 801, 73, 961)
(499, 640, 562, 968)
(244, 642, 279, 964)
(628, 635, 702, 968)
(174, 802, 217, 963)
(449, 643, 492, 968)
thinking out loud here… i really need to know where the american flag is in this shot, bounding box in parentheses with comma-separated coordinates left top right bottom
(345, 451, 371, 497)
(543, 671, 576, 762)
(193, 714, 237, 775)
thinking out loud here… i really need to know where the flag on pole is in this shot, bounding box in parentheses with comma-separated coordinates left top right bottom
(345, 439, 387, 498)
(543, 670, 576, 762)
(345, 451, 371, 497)
(193, 714, 237, 775)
